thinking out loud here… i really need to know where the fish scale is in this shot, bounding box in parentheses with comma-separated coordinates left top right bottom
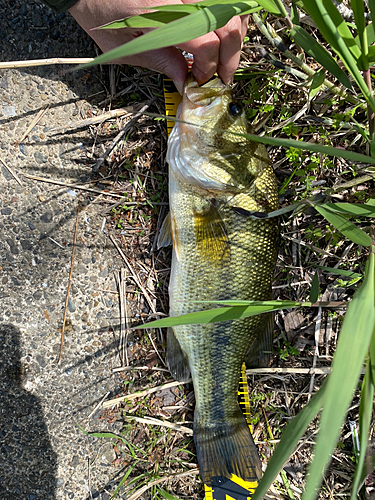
(159, 74, 279, 486)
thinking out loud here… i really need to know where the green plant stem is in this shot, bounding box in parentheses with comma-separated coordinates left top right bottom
(252, 13, 366, 109)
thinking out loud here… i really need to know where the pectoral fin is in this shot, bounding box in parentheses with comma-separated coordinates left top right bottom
(157, 212, 173, 249)
(245, 312, 274, 368)
(166, 327, 190, 382)
(194, 202, 228, 260)
(157, 212, 180, 260)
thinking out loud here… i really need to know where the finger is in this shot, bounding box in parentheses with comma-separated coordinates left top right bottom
(178, 33, 220, 84)
(214, 16, 243, 85)
(240, 15, 250, 40)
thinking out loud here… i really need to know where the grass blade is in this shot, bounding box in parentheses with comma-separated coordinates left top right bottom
(290, 25, 352, 89)
(316, 265, 363, 281)
(251, 378, 328, 500)
(350, 0, 368, 68)
(351, 358, 375, 499)
(320, 202, 375, 217)
(76, 1, 258, 69)
(303, 250, 375, 500)
(239, 132, 375, 165)
(302, 0, 375, 110)
(314, 204, 372, 247)
(310, 271, 320, 302)
(134, 301, 302, 329)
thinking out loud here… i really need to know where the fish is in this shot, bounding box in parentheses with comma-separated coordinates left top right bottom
(158, 74, 279, 486)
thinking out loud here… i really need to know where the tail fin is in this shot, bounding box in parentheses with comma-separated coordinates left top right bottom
(194, 411, 262, 486)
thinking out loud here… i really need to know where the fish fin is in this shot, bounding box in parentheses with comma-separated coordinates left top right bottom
(166, 327, 191, 382)
(194, 410, 262, 486)
(245, 313, 274, 368)
(157, 212, 173, 249)
(194, 202, 229, 260)
(157, 212, 181, 259)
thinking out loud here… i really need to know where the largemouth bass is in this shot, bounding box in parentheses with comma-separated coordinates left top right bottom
(158, 74, 279, 486)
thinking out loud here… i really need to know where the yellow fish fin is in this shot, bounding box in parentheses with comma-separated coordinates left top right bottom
(194, 202, 229, 260)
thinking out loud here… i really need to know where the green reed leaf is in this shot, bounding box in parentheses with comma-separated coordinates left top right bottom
(290, 25, 352, 89)
(350, 0, 368, 68)
(302, 0, 375, 110)
(134, 301, 302, 329)
(77, 1, 258, 69)
(252, 378, 328, 500)
(323, 202, 375, 217)
(303, 251, 375, 500)
(351, 358, 375, 499)
(316, 265, 363, 281)
(310, 271, 320, 302)
(314, 204, 372, 247)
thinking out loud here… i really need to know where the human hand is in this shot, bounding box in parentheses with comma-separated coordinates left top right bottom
(68, 0, 249, 93)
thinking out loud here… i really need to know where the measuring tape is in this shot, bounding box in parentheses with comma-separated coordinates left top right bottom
(163, 78, 258, 500)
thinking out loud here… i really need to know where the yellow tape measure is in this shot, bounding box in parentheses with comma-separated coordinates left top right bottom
(163, 78, 182, 137)
(163, 79, 258, 499)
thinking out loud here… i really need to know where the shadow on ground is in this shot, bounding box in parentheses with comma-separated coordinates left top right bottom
(0, 323, 57, 498)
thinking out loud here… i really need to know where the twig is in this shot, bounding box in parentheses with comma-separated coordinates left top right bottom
(247, 367, 330, 375)
(57, 192, 81, 363)
(116, 268, 129, 366)
(126, 469, 200, 500)
(0, 57, 93, 69)
(109, 235, 157, 316)
(47, 106, 134, 134)
(22, 173, 127, 199)
(111, 365, 170, 373)
(19, 105, 49, 143)
(124, 414, 193, 435)
(0, 158, 22, 185)
(102, 379, 191, 408)
(94, 97, 156, 172)
(87, 391, 110, 420)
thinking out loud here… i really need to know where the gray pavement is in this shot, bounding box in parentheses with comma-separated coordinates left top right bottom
(0, 2, 129, 499)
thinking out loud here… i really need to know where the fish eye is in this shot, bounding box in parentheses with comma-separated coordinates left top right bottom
(228, 102, 243, 117)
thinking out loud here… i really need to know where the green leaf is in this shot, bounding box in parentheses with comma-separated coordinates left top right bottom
(314, 204, 373, 247)
(101, 11, 188, 29)
(254, 0, 283, 15)
(310, 271, 320, 302)
(316, 265, 363, 280)
(309, 69, 326, 100)
(290, 25, 352, 89)
(77, 2, 258, 69)
(369, 0, 375, 39)
(303, 0, 361, 60)
(351, 358, 375, 499)
(134, 300, 302, 329)
(302, 0, 375, 111)
(303, 251, 375, 500)
(323, 202, 375, 217)
(251, 379, 328, 500)
(238, 132, 375, 165)
(156, 487, 181, 500)
(291, 1, 300, 25)
(350, 0, 368, 68)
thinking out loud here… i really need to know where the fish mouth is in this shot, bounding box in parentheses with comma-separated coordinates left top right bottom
(184, 73, 228, 110)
